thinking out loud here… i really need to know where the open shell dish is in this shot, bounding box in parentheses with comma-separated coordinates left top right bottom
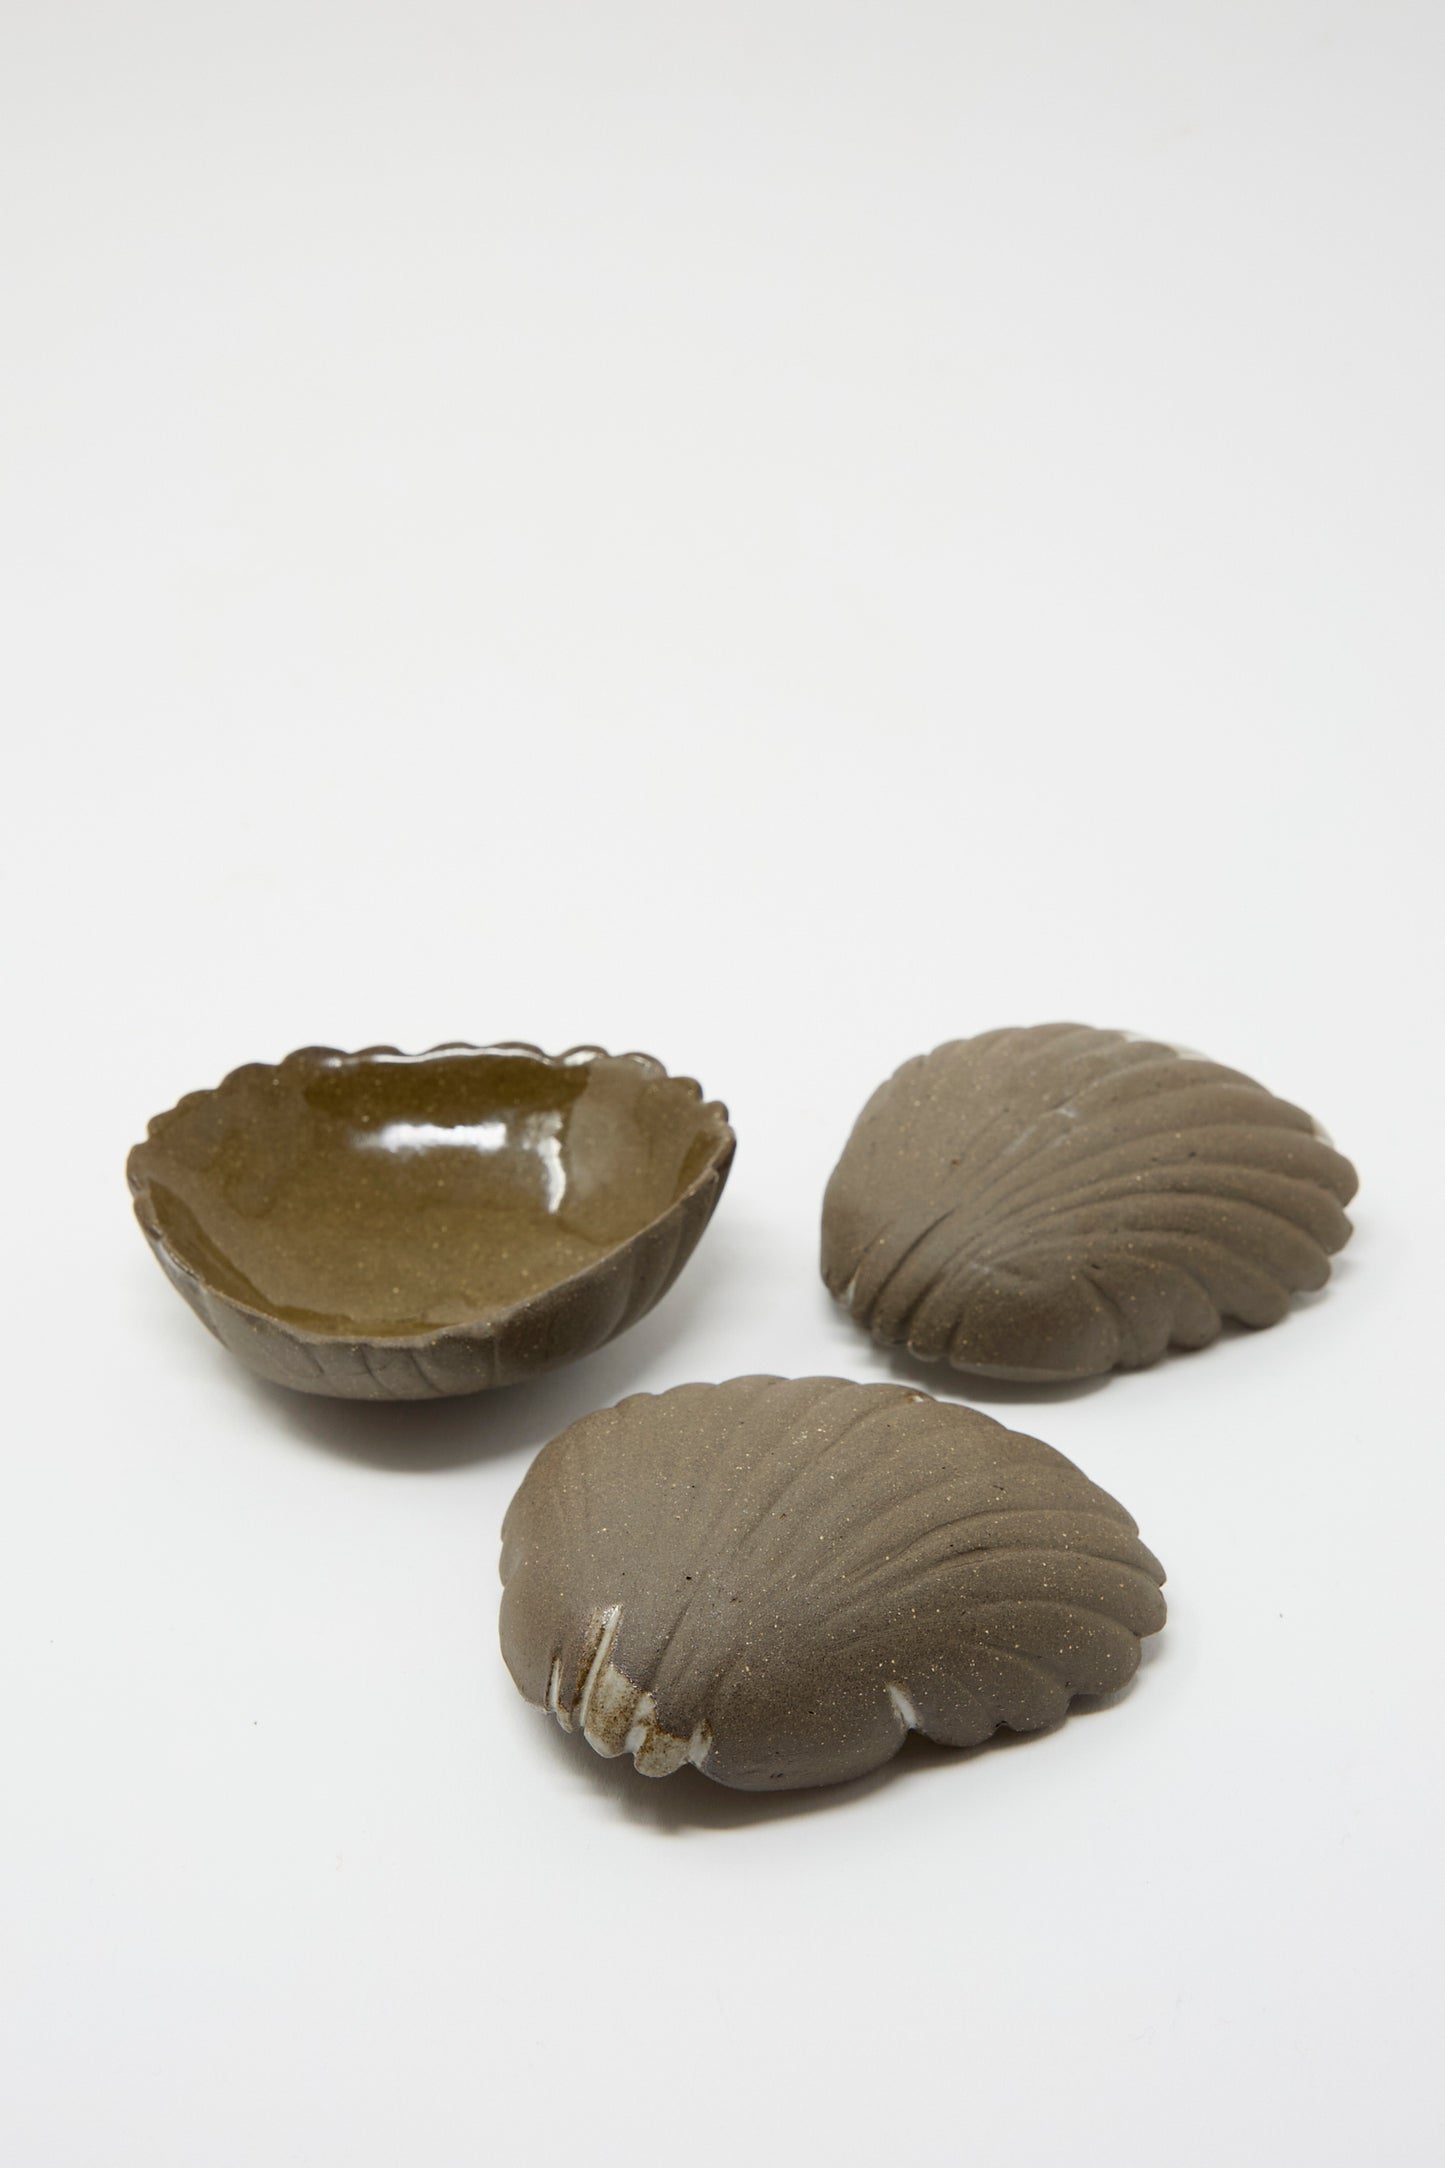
(128, 1042, 735, 1399)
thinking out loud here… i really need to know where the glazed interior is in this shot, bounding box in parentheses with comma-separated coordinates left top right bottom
(133, 1048, 726, 1336)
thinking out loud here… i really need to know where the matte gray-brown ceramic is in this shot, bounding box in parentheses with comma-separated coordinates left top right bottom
(500, 1376, 1166, 1791)
(822, 1023, 1357, 1382)
(128, 1044, 735, 1399)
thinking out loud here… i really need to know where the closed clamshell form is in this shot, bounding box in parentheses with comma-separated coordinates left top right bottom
(821, 1024, 1359, 1383)
(499, 1376, 1166, 1791)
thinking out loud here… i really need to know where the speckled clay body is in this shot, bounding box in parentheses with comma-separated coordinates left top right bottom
(128, 1043, 734, 1399)
(499, 1376, 1166, 1791)
(822, 1024, 1357, 1382)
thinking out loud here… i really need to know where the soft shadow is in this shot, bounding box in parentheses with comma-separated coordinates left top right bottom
(227, 1238, 735, 1474)
(1294, 1251, 1358, 1305)
(524, 1668, 1150, 1834)
(877, 1343, 1113, 1407)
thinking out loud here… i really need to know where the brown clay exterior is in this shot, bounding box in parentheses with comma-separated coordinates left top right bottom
(499, 1376, 1166, 1791)
(822, 1023, 1358, 1382)
(128, 1043, 735, 1399)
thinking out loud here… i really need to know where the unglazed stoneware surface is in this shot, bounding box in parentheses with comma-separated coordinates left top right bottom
(499, 1376, 1166, 1791)
(822, 1023, 1358, 1383)
(128, 1044, 735, 1399)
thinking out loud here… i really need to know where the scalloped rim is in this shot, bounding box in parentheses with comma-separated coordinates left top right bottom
(128, 1041, 735, 1348)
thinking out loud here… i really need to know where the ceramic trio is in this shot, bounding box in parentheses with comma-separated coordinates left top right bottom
(129, 1024, 1355, 1792)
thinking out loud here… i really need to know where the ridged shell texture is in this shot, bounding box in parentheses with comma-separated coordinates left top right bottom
(499, 1377, 1166, 1791)
(822, 1024, 1357, 1381)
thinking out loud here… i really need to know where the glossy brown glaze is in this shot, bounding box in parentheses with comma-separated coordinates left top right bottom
(500, 1376, 1166, 1791)
(129, 1044, 734, 1398)
(823, 1024, 1358, 1382)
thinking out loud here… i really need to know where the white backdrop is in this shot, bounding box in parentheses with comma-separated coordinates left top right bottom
(4, 6, 1442, 2164)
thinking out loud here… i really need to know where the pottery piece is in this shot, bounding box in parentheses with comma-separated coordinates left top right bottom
(822, 1023, 1357, 1382)
(128, 1043, 734, 1399)
(499, 1375, 1166, 1791)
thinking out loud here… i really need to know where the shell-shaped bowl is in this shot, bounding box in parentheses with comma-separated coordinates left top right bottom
(128, 1043, 735, 1399)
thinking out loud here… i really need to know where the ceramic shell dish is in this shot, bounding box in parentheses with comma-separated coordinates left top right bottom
(499, 1376, 1166, 1791)
(821, 1023, 1357, 1383)
(128, 1043, 735, 1399)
